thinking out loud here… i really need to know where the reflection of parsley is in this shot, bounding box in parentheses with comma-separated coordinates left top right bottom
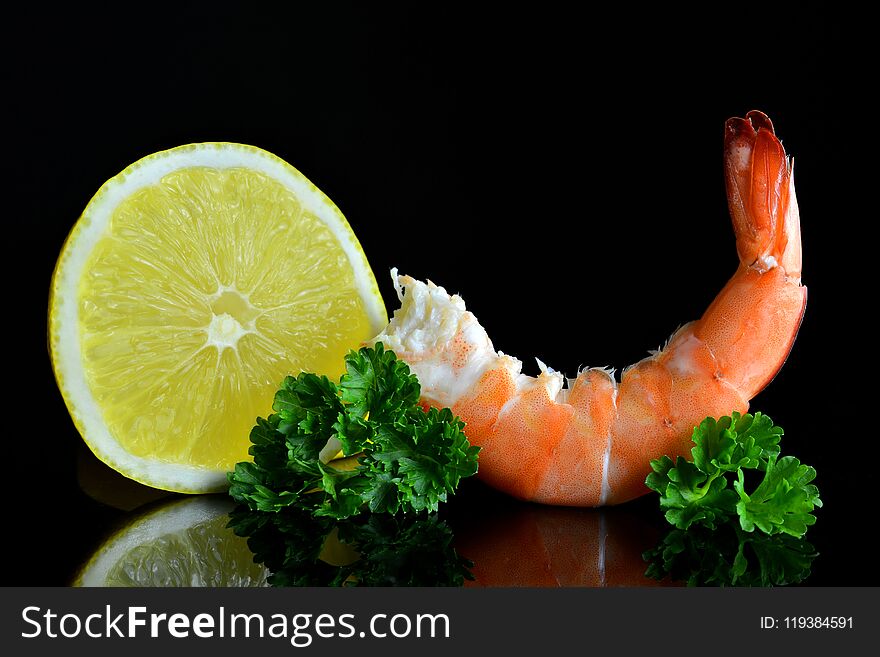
(643, 524, 818, 587)
(227, 506, 473, 587)
(646, 412, 821, 537)
(228, 343, 479, 518)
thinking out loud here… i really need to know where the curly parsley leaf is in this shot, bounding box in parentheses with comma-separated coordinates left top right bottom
(646, 412, 820, 537)
(646, 455, 738, 530)
(735, 454, 822, 537)
(227, 343, 479, 518)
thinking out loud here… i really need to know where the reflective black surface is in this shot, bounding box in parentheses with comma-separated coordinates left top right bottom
(53, 447, 818, 587)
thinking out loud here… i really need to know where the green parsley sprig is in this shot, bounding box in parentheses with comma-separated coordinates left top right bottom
(228, 343, 480, 518)
(645, 412, 821, 538)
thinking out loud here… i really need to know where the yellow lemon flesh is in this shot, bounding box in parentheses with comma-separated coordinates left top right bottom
(50, 143, 387, 493)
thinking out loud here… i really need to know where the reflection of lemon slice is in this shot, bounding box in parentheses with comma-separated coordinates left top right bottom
(49, 143, 387, 493)
(319, 526, 361, 567)
(75, 496, 268, 587)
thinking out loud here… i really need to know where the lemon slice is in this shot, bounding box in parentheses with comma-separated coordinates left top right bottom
(75, 496, 268, 587)
(50, 143, 387, 493)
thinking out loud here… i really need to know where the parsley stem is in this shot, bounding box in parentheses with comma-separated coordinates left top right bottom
(695, 471, 721, 498)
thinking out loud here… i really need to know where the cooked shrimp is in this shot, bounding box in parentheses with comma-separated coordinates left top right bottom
(371, 110, 805, 506)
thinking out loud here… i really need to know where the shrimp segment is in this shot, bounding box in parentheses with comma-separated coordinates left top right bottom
(372, 111, 806, 506)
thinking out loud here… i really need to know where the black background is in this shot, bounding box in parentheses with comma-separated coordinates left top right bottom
(7, 2, 864, 585)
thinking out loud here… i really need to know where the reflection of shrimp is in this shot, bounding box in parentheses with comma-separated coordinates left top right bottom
(452, 502, 665, 587)
(372, 111, 805, 506)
